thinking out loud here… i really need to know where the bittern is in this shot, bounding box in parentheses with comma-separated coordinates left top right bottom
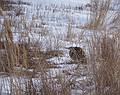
(66, 47, 87, 64)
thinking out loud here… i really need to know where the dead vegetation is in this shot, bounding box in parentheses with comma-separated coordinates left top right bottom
(0, 0, 120, 95)
(87, 0, 120, 95)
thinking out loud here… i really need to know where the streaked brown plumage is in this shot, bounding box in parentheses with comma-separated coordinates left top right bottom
(66, 47, 87, 64)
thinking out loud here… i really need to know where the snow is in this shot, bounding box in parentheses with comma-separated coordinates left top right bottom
(0, 0, 118, 94)
(24, 0, 90, 6)
(47, 56, 71, 64)
(0, 76, 11, 94)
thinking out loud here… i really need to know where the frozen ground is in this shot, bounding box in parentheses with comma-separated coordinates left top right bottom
(24, 0, 90, 6)
(0, 0, 118, 94)
(0, 1, 99, 95)
(0, 64, 93, 95)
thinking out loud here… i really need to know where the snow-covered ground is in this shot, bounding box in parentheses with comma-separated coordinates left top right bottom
(24, 0, 90, 6)
(0, 0, 119, 94)
(0, 0, 95, 95)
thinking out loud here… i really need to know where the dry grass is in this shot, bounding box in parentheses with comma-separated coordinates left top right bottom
(89, 34, 120, 95)
(0, 0, 120, 95)
(83, 0, 111, 30)
(87, 0, 120, 95)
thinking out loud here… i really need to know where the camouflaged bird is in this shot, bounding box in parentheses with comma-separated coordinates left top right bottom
(66, 47, 87, 64)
